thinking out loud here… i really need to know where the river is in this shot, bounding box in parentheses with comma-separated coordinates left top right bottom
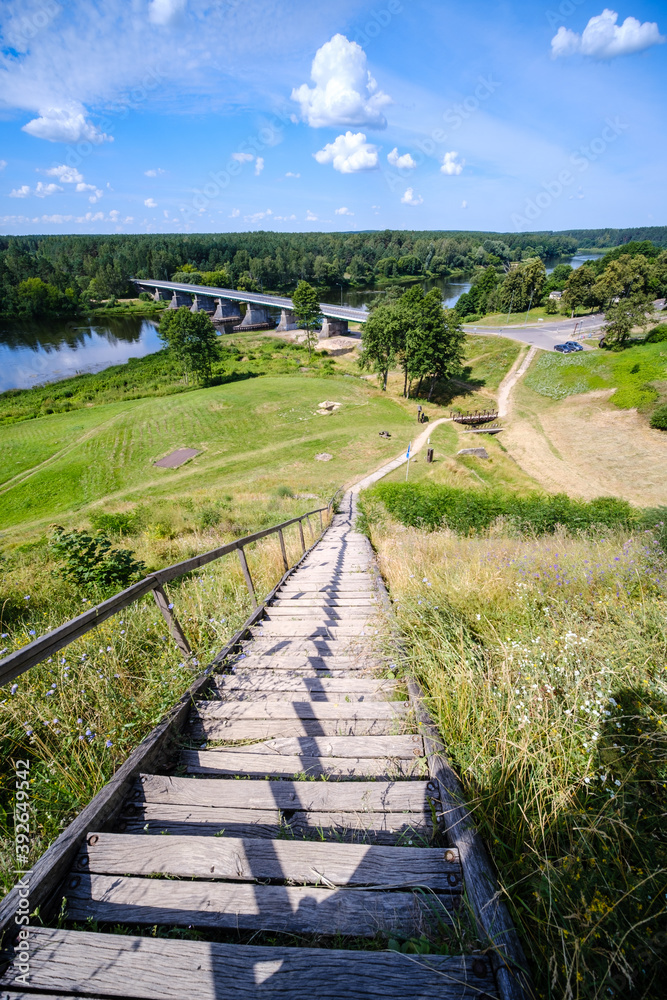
(0, 254, 601, 392)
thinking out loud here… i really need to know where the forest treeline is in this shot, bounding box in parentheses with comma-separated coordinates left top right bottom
(1, 226, 666, 318)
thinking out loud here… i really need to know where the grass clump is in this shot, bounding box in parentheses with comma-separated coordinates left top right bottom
(650, 403, 667, 430)
(365, 512, 667, 999)
(366, 482, 634, 535)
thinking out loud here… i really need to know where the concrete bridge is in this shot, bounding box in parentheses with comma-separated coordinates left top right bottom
(132, 278, 367, 338)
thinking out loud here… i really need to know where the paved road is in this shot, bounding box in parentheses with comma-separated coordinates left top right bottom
(463, 312, 605, 351)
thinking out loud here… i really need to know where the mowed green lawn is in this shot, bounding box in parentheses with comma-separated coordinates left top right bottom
(0, 376, 414, 533)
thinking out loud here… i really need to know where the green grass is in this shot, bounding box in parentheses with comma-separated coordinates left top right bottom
(365, 510, 667, 1000)
(469, 304, 595, 326)
(0, 375, 414, 535)
(524, 341, 667, 408)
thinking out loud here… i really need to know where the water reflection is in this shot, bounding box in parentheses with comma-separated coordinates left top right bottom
(0, 316, 162, 392)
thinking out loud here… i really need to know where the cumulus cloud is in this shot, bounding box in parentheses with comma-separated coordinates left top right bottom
(44, 165, 84, 183)
(305, 210, 318, 221)
(22, 106, 112, 144)
(292, 34, 391, 129)
(254, 157, 264, 176)
(148, 0, 187, 26)
(335, 206, 354, 216)
(229, 208, 240, 218)
(461, 200, 468, 209)
(314, 131, 379, 173)
(109, 209, 120, 221)
(144, 197, 157, 208)
(245, 208, 273, 224)
(285, 171, 301, 178)
(145, 168, 166, 177)
(10, 186, 31, 199)
(401, 188, 423, 206)
(232, 152, 254, 163)
(10, 181, 63, 198)
(76, 182, 103, 203)
(551, 9, 665, 58)
(441, 151, 465, 175)
(387, 148, 417, 170)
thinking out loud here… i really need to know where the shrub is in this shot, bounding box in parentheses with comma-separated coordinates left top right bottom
(198, 505, 222, 531)
(650, 403, 667, 430)
(644, 323, 667, 343)
(275, 485, 294, 498)
(365, 482, 636, 536)
(49, 527, 145, 592)
(90, 511, 139, 536)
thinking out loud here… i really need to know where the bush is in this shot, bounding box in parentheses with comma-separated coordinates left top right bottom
(90, 511, 139, 536)
(644, 324, 667, 343)
(650, 403, 667, 430)
(49, 527, 145, 592)
(365, 482, 636, 536)
(275, 485, 294, 498)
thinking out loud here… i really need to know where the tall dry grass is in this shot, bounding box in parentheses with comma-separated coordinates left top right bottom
(0, 512, 326, 894)
(368, 517, 667, 999)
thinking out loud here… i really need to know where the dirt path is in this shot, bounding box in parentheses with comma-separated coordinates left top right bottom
(350, 417, 451, 493)
(497, 345, 536, 418)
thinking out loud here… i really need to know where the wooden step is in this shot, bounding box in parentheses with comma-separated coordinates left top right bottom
(181, 750, 427, 778)
(212, 674, 397, 695)
(77, 833, 461, 889)
(229, 653, 386, 670)
(194, 701, 408, 720)
(0, 927, 496, 999)
(192, 718, 407, 739)
(133, 775, 438, 813)
(66, 873, 455, 934)
(237, 640, 380, 658)
(195, 735, 422, 757)
(118, 804, 435, 845)
(250, 624, 379, 637)
(264, 607, 376, 618)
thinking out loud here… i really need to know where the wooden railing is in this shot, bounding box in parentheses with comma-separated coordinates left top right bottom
(0, 495, 342, 689)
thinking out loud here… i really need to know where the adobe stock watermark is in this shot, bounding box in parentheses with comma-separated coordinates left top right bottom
(13, 758, 32, 987)
(545, 0, 587, 31)
(350, 1, 404, 47)
(384, 74, 501, 192)
(510, 116, 629, 230)
(10, 0, 61, 44)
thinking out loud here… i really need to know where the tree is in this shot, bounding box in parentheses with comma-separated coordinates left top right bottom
(603, 294, 653, 348)
(562, 265, 598, 318)
(358, 301, 402, 389)
(17, 277, 76, 317)
(158, 307, 220, 382)
(593, 256, 654, 347)
(292, 280, 321, 358)
(407, 290, 466, 399)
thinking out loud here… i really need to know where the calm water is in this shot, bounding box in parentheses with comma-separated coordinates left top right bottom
(0, 254, 601, 392)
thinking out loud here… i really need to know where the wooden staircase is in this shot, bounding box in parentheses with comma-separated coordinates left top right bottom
(0, 495, 528, 999)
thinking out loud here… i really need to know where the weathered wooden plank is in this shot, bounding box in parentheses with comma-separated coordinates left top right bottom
(265, 608, 375, 618)
(199, 735, 422, 758)
(272, 598, 379, 607)
(229, 652, 384, 670)
(134, 775, 438, 813)
(194, 700, 408, 720)
(65, 873, 454, 934)
(251, 624, 377, 637)
(181, 750, 427, 779)
(213, 674, 397, 694)
(78, 833, 461, 889)
(0, 927, 497, 999)
(191, 718, 405, 739)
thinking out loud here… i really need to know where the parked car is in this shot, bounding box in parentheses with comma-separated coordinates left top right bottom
(564, 341, 584, 352)
(554, 343, 574, 353)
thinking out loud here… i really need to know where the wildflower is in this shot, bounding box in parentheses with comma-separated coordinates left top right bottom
(28, 630, 36, 636)
(77, 718, 83, 724)
(106, 646, 113, 652)
(24, 595, 30, 600)
(1, 633, 7, 638)
(85, 728, 93, 736)
(105, 740, 113, 748)
(10, 684, 18, 695)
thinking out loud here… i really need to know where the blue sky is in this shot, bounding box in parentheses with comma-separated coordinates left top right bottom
(0, 0, 665, 236)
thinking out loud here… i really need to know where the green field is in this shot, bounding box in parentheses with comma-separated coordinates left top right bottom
(525, 340, 667, 408)
(0, 375, 415, 536)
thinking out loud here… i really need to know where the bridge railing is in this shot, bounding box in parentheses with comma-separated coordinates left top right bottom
(0, 495, 341, 688)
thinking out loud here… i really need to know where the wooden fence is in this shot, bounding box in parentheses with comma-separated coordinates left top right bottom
(0, 495, 340, 689)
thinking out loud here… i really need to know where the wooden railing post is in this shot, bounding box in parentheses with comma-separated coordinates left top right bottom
(305, 514, 315, 542)
(278, 529, 289, 573)
(297, 519, 306, 554)
(237, 546, 257, 608)
(319, 509, 323, 532)
(152, 584, 192, 658)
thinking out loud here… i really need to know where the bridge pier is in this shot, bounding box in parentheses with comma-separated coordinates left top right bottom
(190, 294, 217, 314)
(152, 287, 171, 302)
(319, 318, 349, 339)
(213, 298, 241, 324)
(168, 290, 194, 310)
(234, 303, 274, 331)
(276, 308, 299, 331)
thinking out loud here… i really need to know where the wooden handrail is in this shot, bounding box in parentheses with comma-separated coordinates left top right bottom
(0, 496, 338, 689)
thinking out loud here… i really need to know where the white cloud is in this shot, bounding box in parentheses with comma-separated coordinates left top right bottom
(274, 214, 297, 221)
(109, 209, 120, 221)
(22, 106, 112, 144)
(461, 200, 468, 209)
(34, 181, 63, 197)
(314, 131, 379, 173)
(0, 160, 7, 171)
(124, 216, 134, 223)
(401, 188, 423, 206)
(292, 33, 391, 129)
(232, 152, 254, 163)
(387, 147, 417, 170)
(229, 208, 240, 218)
(245, 209, 273, 224)
(335, 206, 354, 216)
(305, 210, 318, 221)
(285, 172, 301, 178)
(144, 197, 157, 208)
(145, 168, 166, 177)
(10, 186, 30, 199)
(76, 182, 103, 204)
(148, 0, 187, 26)
(44, 165, 84, 183)
(254, 156, 264, 176)
(76, 211, 104, 222)
(441, 151, 465, 175)
(551, 9, 665, 59)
